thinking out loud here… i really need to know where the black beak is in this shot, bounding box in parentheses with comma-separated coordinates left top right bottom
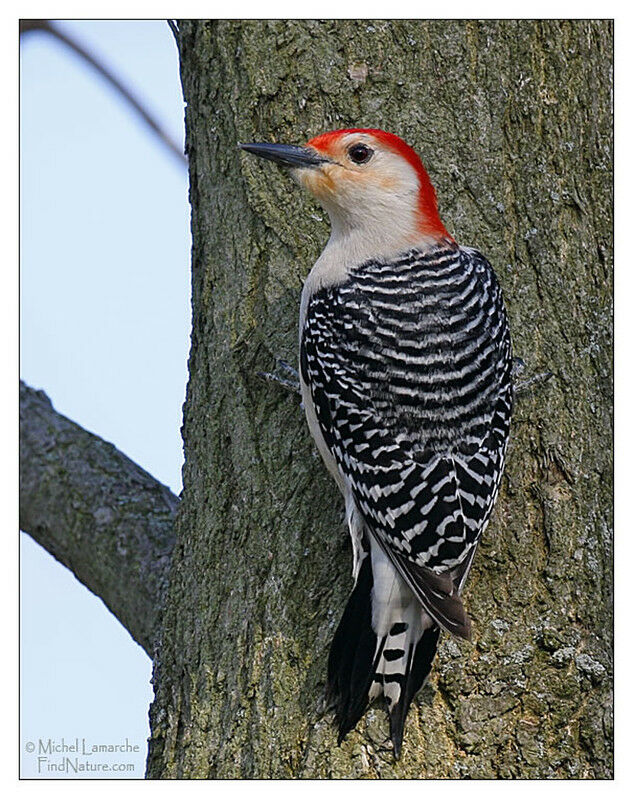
(238, 142, 327, 169)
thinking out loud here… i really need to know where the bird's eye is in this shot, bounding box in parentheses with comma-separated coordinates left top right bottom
(348, 144, 373, 165)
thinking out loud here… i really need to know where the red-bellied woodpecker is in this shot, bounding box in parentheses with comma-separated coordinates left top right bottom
(240, 129, 513, 758)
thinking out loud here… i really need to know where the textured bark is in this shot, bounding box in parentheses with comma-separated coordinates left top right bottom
(147, 20, 613, 778)
(20, 381, 178, 656)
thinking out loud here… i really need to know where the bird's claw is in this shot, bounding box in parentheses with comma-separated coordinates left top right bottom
(511, 356, 526, 380)
(514, 369, 554, 395)
(257, 358, 301, 395)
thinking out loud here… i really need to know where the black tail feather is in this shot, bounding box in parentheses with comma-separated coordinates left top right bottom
(326, 555, 441, 757)
(388, 625, 440, 759)
(326, 555, 379, 743)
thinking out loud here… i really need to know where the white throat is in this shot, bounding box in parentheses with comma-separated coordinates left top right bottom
(299, 203, 443, 332)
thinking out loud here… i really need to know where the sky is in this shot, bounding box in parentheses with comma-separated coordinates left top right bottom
(20, 20, 190, 778)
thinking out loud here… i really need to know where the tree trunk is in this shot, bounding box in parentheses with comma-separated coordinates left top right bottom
(146, 19, 612, 778)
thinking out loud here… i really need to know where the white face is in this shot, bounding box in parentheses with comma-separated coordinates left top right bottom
(293, 133, 423, 241)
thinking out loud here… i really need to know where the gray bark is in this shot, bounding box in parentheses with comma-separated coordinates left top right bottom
(19, 380, 178, 656)
(146, 20, 612, 778)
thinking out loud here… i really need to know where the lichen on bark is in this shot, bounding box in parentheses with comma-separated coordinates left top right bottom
(147, 20, 612, 778)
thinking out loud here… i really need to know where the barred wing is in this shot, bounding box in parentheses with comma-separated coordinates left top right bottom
(300, 245, 512, 634)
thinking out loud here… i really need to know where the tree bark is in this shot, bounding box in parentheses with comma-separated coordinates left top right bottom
(146, 20, 613, 778)
(20, 381, 178, 656)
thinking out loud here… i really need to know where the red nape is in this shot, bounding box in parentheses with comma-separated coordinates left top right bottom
(307, 129, 453, 241)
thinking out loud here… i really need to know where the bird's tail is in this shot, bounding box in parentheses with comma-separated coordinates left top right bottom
(326, 539, 440, 758)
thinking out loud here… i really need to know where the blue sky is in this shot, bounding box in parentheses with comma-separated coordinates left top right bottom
(20, 20, 190, 778)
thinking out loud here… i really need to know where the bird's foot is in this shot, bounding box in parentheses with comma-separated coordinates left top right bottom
(512, 357, 554, 395)
(511, 356, 526, 381)
(257, 358, 301, 396)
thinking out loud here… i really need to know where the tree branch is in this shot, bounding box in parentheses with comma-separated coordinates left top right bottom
(19, 381, 178, 656)
(20, 19, 187, 167)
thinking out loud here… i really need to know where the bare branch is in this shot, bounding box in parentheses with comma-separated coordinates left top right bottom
(19, 381, 178, 656)
(20, 19, 187, 167)
(166, 20, 179, 42)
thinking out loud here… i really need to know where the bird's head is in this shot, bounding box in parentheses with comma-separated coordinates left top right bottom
(240, 129, 453, 252)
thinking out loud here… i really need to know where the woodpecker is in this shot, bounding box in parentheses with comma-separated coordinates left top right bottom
(240, 129, 513, 758)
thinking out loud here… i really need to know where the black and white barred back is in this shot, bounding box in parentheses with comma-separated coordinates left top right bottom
(300, 243, 513, 753)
